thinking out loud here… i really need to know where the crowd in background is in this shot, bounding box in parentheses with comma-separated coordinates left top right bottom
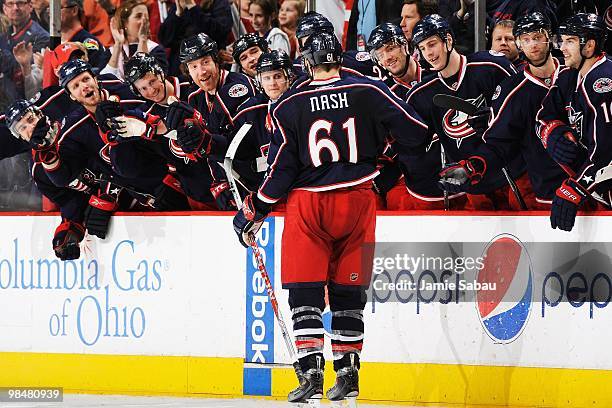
(0, 0, 611, 210)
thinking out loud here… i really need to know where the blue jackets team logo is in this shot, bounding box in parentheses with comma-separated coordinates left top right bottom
(476, 234, 533, 344)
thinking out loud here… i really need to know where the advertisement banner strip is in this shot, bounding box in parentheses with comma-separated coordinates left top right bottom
(244, 218, 275, 396)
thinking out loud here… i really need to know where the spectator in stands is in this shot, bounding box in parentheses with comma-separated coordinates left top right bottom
(11, 40, 43, 98)
(0, 0, 49, 102)
(159, 0, 232, 77)
(347, 0, 404, 51)
(490, 19, 525, 69)
(278, 0, 304, 59)
(1, 0, 49, 52)
(102, 0, 168, 79)
(31, 0, 49, 31)
(230, 0, 254, 40)
(399, 0, 438, 42)
(58, 0, 110, 71)
(82, 0, 117, 47)
(248, 0, 290, 55)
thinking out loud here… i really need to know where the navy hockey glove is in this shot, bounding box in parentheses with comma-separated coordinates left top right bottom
(541, 120, 579, 166)
(550, 178, 588, 232)
(84, 182, 121, 239)
(167, 101, 211, 155)
(211, 181, 237, 210)
(95, 100, 124, 133)
(153, 174, 190, 210)
(467, 107, 491, 133)
(438, 157, 486, 193)
(233, 193, 271, 248)
(53, 220, 85, 260)
(30, 118, 60, 170)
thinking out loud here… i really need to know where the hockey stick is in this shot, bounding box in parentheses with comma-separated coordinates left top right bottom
(440, 142, 450, 211)
(433, 93, 528, 210)
(432, 93, 478, 115)
(249, 238, 303, 382)
(224, 123, 253, 208)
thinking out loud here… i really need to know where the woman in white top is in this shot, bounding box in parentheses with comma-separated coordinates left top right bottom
(248, 0, 290, 56)
(102, 0, 169, 80)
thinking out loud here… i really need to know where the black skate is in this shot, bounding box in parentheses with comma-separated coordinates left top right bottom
(288, 368, 323, 404)
(326, 365, 359, 401)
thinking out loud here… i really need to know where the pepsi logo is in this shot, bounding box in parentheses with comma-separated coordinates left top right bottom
(476, 234, 533, 344)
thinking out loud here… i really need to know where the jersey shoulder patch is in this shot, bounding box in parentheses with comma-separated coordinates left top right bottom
(228, 83, 249, 98)
(593, 77, 612, 93)
(355, 51, 371, 62)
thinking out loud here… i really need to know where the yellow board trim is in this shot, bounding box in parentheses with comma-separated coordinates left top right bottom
(2, 352, 612, 407)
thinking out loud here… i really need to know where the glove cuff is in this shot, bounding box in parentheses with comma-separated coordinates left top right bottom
(557, 179, 588, 205)
(540, 120, 567, 148)
(210, 181, 230, 199)
(466, 156, 486, 184)
(163, 174, 184, 194)
(54, 220, 86, 241)
(142, 114, 163, 141)
(243, 193, 270, 222)
(89, 194, 119, 212)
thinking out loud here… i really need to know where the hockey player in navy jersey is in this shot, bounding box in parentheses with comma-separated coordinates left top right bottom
(536, 13, 611, 231)
(437, 12, 568, 209)
(407, 14, 524, 210)
(226, 49, 295, 199)
(170, 33, 257, 210)
(123, 52, 218, 209)
(366, 22, 467, 210)
(4, 101, 89, 260)
(45, 60, 190, 236)
(233, 32, 429, 404)
(294, 12, 384, 80)
(232, 33, 270, 79)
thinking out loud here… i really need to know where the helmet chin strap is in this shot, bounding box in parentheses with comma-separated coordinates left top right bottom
(431, 35, 454, 73)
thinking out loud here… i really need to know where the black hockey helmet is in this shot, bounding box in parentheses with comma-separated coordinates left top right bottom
(514, 12, 552, 38)
(367, 23, 407, 52)
(5, 100, 33, 131)
(255, 50, 295, 95)
(296, 12, 335, 42)
(5, 99, 45, 139)
(367, 23, 409, 63)
(58, 58, 95, 90)
(232, 33, 269, 65)
(301, 31, 343, 70)
(256, 49, 293, 74)
(411, 14, 453, 47)
(179, 33, 218, 64)
(124, 52, 165, 93)
(559, 13, 607, 51)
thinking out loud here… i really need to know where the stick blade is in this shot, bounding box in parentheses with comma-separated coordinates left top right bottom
(433, 94, 478, 115)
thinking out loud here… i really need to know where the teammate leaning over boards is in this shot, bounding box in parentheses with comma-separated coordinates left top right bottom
(233, 32, 429, 404)
(227, 49, 295, 200)
(171, 33, 257, 210)
(437, 12, 568, 210)
(536, 13, 612, 231)
(123, 52, 219, 209)
(406, 14, 524, 211)
(366, 22, 467, 210)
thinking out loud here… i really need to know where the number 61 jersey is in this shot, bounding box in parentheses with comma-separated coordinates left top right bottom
(257, 73, 430, 204)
